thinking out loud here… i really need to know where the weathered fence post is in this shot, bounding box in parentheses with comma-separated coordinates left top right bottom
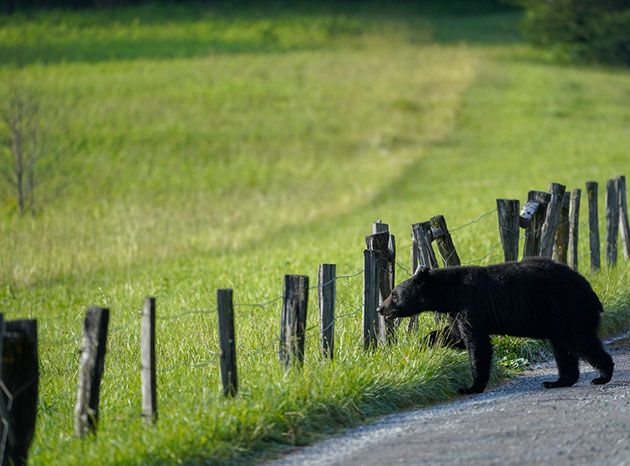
(363, 249, 380, 350)
(617, 175, 630, 260)
(408, 222, 437, 332)
(366, 225, 396, 344)
(497, 199, 520, 262)
(552, 192, 571, 264)
(521, 190, 551, 258)
(279, 275, 308, 369)
(605, 179, 619, 267)
(217, 289, 237, 397)
(586, 181, 600, 271)
(0, 318, 38, 466)
(539, 183, 566, 258)
(430, 215, 461, 266)
(75, 307, 109, 438)
(388, 234, 396, 291)
(141, 297, 157, 422)
(318, 264, 336, 359)
(568, 189, 581, 270)
(412, 222, 438, 268)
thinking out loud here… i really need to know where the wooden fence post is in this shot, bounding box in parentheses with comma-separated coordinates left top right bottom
(617, 175, 630, 260)
(430, 215, 461, 266)
(388, 234, 396, 290)
(75, 307, 109, 438)
(278, 275, 309, 369)
(586, 181, 600, 271)
(497, 199, 520, 262)
(568, 189, 581, 270)
(521, 190, 551, 258)
(141, 297, 157, 422)
(366, 226, 396, 344)
(412, 222, 438, 268)
(552, 192, 571, 264)
(539, 183, 566, 258)
(217, 289, 237, 397)
(0, 318, 38, 466)
(411, 221, 440, 331)
(318, 264, 336, 359)
(605, 179, 619, 267)
(363, 250, 380, 350)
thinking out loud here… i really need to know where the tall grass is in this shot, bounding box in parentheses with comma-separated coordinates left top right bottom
(0, 2, 629, 464)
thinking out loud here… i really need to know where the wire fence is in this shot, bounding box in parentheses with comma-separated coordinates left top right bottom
(11, 183, 629, 455)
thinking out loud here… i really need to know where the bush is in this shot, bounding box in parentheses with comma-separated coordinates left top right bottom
(514, 0, 630, 66)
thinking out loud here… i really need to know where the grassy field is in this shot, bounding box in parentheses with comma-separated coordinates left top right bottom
(1, 2, 629, 464)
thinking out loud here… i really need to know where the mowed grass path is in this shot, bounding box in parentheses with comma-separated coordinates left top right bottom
(0, 3, 629, 465)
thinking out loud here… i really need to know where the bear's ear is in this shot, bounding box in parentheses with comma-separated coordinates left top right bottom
(412, 266, 430, 281)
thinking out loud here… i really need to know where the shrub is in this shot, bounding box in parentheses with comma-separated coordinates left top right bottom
(514, 0, 630, 66)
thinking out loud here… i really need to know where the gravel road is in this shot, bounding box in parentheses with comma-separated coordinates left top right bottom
(267, 338, 630, 466)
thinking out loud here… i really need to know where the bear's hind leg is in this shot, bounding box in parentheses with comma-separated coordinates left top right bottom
(573, 335, 614, 385)
(542, 340, 579, 389)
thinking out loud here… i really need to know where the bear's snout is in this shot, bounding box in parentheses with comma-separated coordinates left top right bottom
(378, 294, 397, 319)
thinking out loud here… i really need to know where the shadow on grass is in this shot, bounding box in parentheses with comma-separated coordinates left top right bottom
(0, 1, 522, 66)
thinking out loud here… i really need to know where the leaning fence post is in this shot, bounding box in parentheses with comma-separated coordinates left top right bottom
(363, 250, 380, 350)
(430, 215, 461, 266)
(278, 275, 308, 369)
(366, 226, 396, 344)
(586, 181, 600, 271)
(521, 190, 551, 258)
(552, 192, 571, 264)
(141, 297, 157, 422)
(497, 199, 520, 262)
(410, 221, 440, 331)
(0, 318, 38, 466)
(75, 306, 109, 438)
(217, 289, 238, 396)
(616, 175, 630, 260)
(318, 264, 336, 359)
(605, 179, 619, 267)
(539, 183, 566, 258)
(568, 189, 581, 270)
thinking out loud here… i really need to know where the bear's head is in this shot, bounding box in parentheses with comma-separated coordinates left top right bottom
(378, 266, 431, 319)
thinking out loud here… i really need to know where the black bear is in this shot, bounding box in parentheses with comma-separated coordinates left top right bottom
(378, 258, 614, 394)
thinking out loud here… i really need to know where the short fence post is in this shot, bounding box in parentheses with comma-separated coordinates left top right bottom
(617, 175, 630, 260)
(552, 192, 571, 264)
(363, 250, 380, 350)
(141, 297, 157, 422)
(75, 307, 109, 438)
(412, 221, 438, 268)
(411, 221, 440, 331)
(366, 226, 396, 344)
(430, 215, 461, 266)
(568, 189, 581, 270)
(388, 234, 396, 290)
(217, 289, 237, 397)
(522, 190, 551, 258)
(496, 199, 520, 262)
(318, 264, 336, 359)
(605, 179, 619, 267)
(0, 318, 38, 466)
(586, 181, 600, 271)
(408, 240, 420, 333)
(278, 275, 309, 369)
(539, 183, 566, 258)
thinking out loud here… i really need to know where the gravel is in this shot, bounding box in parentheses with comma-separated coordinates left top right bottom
(266, 337, 630, 466)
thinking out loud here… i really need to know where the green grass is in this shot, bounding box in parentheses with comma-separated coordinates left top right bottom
(0, 2, 629, 464)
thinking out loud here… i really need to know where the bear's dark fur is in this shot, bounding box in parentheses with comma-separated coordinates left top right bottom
(378, 258, 614, 394)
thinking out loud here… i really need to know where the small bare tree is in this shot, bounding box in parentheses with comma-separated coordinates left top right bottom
(0, 85, 61, 216)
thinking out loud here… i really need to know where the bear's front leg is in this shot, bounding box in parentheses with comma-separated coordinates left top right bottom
(459, 332, 493, 395)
